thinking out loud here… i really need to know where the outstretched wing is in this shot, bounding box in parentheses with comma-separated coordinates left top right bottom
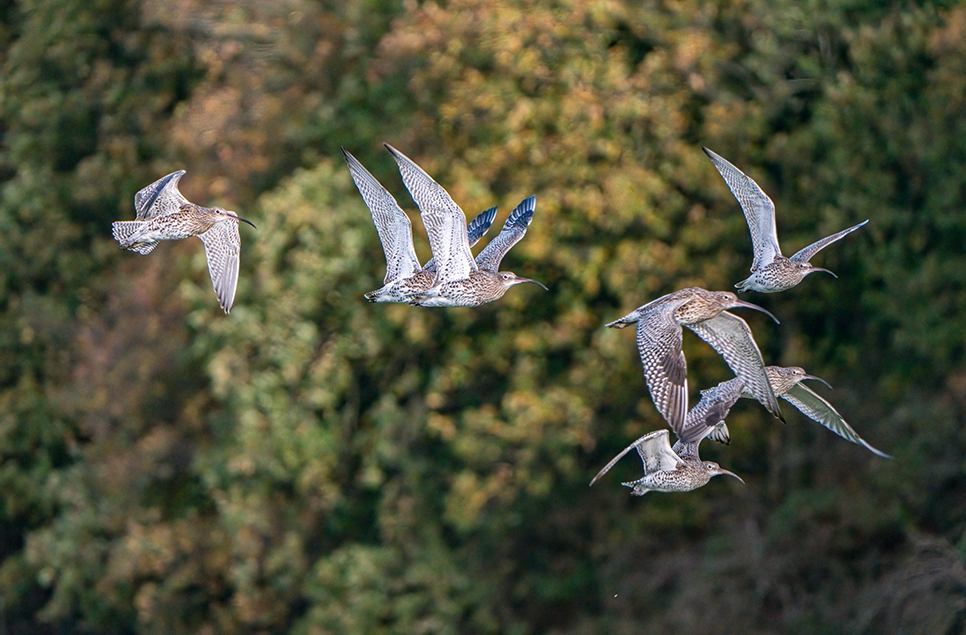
(789, 220, 869, 264)
(704, 148, 782, 270)
(636, 302, 689, 432)
(423, 206, 497, 274)
(198, 222, 241, 314)
(590, 429, 678, 486)
(782, 383, 892, 458)
(134, 170, 189, 221)
(687, 311, 784, 423)
(678, 377, 745, 443)
(384, 144, 477, 284)
(342, 149, 421, 284)
(475, 196, 536, 272)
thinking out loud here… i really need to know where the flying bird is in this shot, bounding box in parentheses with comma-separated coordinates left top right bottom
(703, 147, 868, 293)
(589, 429, 743, 495)
(606, 287, 784, 434)
(112, 170, 256, 313)
(384, 144, 547, 307)
(677, 366, 890, 457)
(341, 148, 497, 303)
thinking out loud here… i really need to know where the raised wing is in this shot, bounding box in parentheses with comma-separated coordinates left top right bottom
(198, 222, 241, 314)
(687, 311, 784, 423)
(704, 148, 782, 270)
(678, 377, 745, 443)
(789, 219, 869, 264)
(475, 196, 536, 272)
(423, 206, 497, 274)
(671, 439, 700, 462)
(134, 170, 189, 221)
(635, 301, 689, 432)
(467, 206, 498, 247)
(342, 149, 421, 284)
(384, 144, 476, 284)
(590, 429, 679, 486)
(782, 383, 892, 458)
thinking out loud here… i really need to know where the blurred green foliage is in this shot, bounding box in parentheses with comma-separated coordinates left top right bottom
(1, 0, 965, 633)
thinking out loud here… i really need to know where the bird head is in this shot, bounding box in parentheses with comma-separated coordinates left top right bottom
(498, 271, 548, 291)
(704, 462, 744, 483)
(766, 366, 832, 392)
(714, 291, 780, 324)
(214, 207, 257, 229)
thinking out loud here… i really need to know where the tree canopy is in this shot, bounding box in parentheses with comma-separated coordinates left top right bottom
(1, 0, 965, 633)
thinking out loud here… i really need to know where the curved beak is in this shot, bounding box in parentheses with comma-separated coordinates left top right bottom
(228, 212, 257, 229)
(809, 267, 836, 278)
(515, 277, 548, 291)
(803, 374, 833, 390)
(717, 469, 745, 484)
(732, 300, 780, 324)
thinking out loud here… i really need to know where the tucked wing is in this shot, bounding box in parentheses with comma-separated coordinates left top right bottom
(423, 206, 497, 274)
(590, 429, 678, 486)
(782, 383, 892, 458)
(384, 144, 476, 284)
(198, 222, 241, 314)
(475, 196, 536, 272)
(789, 219, 869, 264)
(687, 312, 784, 423)
(678, 377, 745, 443)
(635, 302, 689, 432)
(342, 149, 421, 283)
(134, 170, 189, 221)
(704, 148, 782, 270)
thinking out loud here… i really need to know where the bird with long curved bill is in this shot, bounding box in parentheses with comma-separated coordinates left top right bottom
(112, 170, 256, 313)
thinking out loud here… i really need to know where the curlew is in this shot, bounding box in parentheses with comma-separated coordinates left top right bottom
(342, 148, 498, 303)
(112, 170, 256, 313)
(590, 429, 743, 495)
(384, 144, 547, 307)
(606, 287, 784, 434)
(703, 147, 868, 293)
(677, 366, 891, 458)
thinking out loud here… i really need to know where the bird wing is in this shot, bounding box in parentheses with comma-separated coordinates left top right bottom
(342, 149, 421, 284)
(198, 222, 241, 314)
(678, 377, 745, 443)
(634, 429, 682, 473)
(670, 439, 700, 462)
(590, 429, 678, 486)
(703, 148, 782, 270)
(384, 144, 477, 284)
(475, 196, 536, 272)
(782, 383, 892, 458)
(423, 205, 497, 274)
(134, 170, 189, 221)
(636, 301, 689, 432)
(687, 312, 784, 422)
(789, 219, 869, 264)
(707, 421, 731, 445)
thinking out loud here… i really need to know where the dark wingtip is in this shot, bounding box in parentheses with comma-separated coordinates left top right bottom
(505, 196, 536, 229)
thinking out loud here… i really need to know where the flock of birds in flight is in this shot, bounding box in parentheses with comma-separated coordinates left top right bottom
(111, 143, 888, 498)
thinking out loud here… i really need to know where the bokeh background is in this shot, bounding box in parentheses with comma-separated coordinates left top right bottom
(1, 0, 965, 633)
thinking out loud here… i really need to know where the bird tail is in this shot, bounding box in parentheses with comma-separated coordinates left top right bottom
(112, 221, 158, 255)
